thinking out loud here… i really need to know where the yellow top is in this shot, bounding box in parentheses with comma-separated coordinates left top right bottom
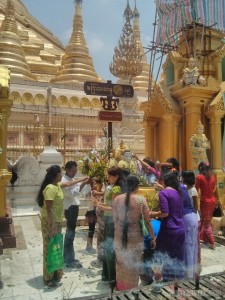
(41, 184, 64, 222)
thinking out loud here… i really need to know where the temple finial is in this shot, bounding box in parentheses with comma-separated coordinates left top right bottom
(51, 0, 100, 84)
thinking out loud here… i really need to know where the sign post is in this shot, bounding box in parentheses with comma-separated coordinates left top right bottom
(84, 80, 134, 152)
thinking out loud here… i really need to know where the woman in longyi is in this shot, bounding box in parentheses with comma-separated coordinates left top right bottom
(112, 175, 156, 291)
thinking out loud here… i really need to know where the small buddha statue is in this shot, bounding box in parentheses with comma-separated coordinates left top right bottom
(182, 56, 206, 86)
(107, 150, 119, 168)
(190, 121, 210, 170)
(118, 150, 137, 174)
(183, 56, 200, 86)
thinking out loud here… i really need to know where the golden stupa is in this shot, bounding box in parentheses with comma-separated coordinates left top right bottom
(50, 0, 101, 84)
(0, 0, 36, 81)
(131, 2, 151, 95)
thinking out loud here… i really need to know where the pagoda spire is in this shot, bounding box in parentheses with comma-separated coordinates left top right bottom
(110, 0, 142, 82)
(0, 0, 36, 81)
(51, 0, 100, 84)
(131, 1, 152, 93)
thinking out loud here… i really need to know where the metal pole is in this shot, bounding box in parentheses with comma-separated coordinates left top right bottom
(47, 86, 52, 127)
(108, 121, 112, 153)
(64, 117, 66, 167)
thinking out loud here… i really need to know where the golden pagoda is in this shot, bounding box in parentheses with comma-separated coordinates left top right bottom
(131, 1, 151, 96)
(0, 0, 36, 81)
(51, 0, 101, 84)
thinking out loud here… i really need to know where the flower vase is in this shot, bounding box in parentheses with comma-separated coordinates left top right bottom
(151, 276, 163, 293)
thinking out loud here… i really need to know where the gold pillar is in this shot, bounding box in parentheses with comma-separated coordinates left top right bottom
(143, 118, 158, 159)
(205, 111, 225, 206)
(206, 111, 224, 171)
(173, 116, 182, 160)
(158, 114, 173, 162)
(172, 86, 218, 170)
(0, 67, 12, 217)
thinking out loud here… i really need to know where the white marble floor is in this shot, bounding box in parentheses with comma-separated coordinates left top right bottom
(0, 216, 110, 300)
(1, 216, 225, 300)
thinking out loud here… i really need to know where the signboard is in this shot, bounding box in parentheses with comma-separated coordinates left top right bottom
(98, 110, 122, 122)
(84, 81, 134, 98)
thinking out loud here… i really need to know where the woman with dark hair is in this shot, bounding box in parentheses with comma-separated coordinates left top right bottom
(93, 166, 127, 289)
(37, 165, 87, 287)
(113, 175, 156, 291)
(166, 157, 180, 172)
(150, 172, 185, 262)
(196, 162, 216, 249)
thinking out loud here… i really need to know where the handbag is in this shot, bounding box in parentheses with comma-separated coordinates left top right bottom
(47, 233, 64, 273)
(138, 197, 148, 237)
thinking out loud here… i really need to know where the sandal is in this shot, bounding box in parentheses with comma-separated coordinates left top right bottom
(44, 280, 58, 288)
(209, 244, 216, 250)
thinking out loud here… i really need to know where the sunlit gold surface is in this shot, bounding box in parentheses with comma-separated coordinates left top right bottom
(110, 0, 142, 80)
(51, 0, 100, 84)
(0, 0, 36, 81)
(0, 65, 12, 217)
(131, 3, 151, 92)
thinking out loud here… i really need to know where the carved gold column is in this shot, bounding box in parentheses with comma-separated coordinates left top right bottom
(143, 118, 158, 159)
(171, 86, 219, 170)
(206, 111, 225, 206)
(173, 115, 182, 160)
(0, 110, 12, 217)
(206, 111, 224, 171)
(158, 114, 173, 162)
(0, 67, 12, 218)
(0, 66, 15, 253)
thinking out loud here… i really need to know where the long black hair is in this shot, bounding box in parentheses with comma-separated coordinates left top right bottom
(36, 165, 61, 208)
(163, 171, 181, 193)
(198, 162, 211, 180)
(122, 175, 140, 248)
(107, 166, 127, 193)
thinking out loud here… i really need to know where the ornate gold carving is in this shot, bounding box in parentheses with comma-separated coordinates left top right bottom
(91, 98, 101, 109)
(34, 94, 46, 106)
(58, 96, 69, 108)
(51, 95, 58, 107)
(80, 97, 91, 108)
(22, 93, 33, 105)
(10, 92, 21, 104)
(214, 94, 224, 111)
(69, 96, 80, 108)
(143, 83, 173, 120)
(212, 45, 225, 60)
(110, 1, 142, 79)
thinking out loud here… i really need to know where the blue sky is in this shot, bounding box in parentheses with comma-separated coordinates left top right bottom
(22, 0, 156, 82)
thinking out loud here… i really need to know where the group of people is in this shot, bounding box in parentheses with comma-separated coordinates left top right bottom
(92, 155, 218, 291)
(36, 152, 219, 291)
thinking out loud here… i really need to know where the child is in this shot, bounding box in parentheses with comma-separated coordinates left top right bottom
(182, 170, 199, 215)
(83, 177, 103, 254)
